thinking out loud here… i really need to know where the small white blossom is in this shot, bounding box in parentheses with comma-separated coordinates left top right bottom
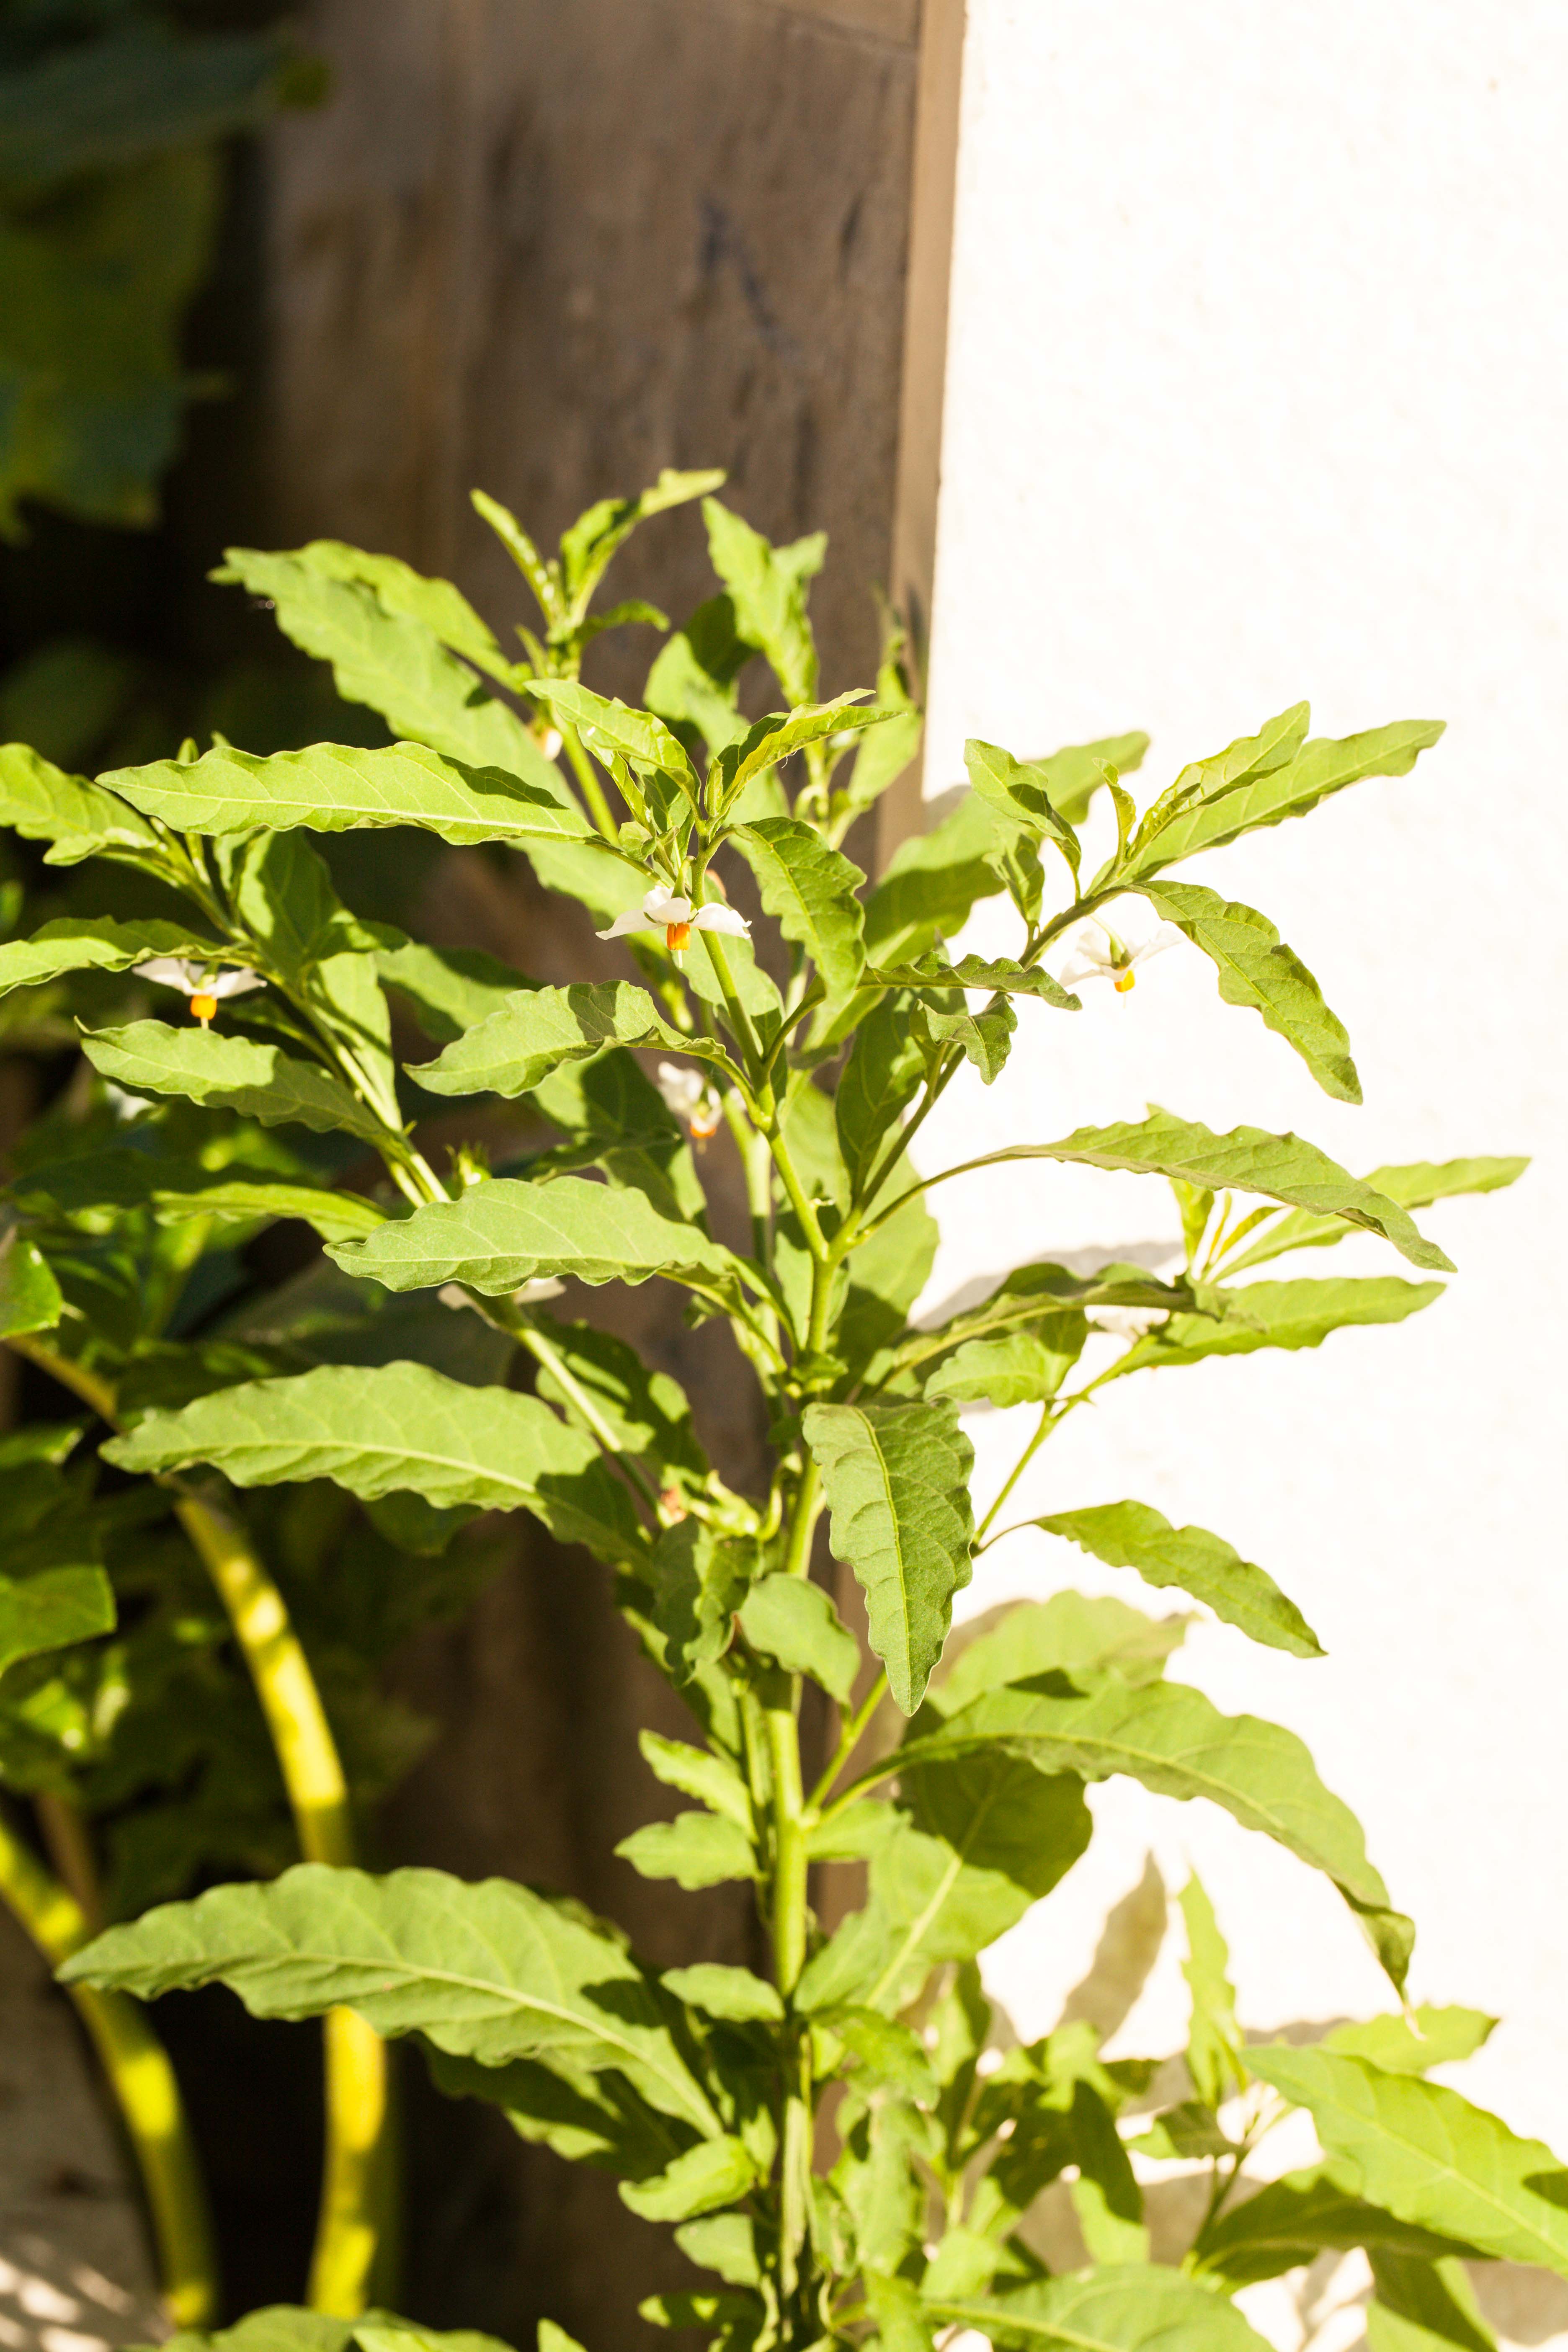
(596, 885, 751, 954)
(655, 1060, 723, 1142)
(1056, 918, 1179, 995)
(438, 1277, 565, 1314)
(133, 957, 265, 1026)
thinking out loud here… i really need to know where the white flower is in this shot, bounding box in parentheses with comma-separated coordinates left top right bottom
(655, 1060, 723, 1142)
(1056, 918, 1180, 995)
(596, 885, 751, 954)
(438, 1277, 565, 1314)
(133, 957, 265, 1026)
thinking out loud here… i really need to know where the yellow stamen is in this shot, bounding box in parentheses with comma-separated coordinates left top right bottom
(1113, 968, 1136, 993)
(190, 991, 219, 1023)
(689, 1104, 722, 1141)
(666, 921, 691, 952)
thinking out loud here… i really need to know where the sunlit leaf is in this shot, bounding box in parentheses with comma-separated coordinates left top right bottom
(1035, 1501, 1323, 1658)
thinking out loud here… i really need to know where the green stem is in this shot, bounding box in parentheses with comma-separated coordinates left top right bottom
(560, 721, 621, 840)
(7, 1336, 397, 2318)
(763, 1691, 811, 2306)
(975, 1400, 1057, 1545)
(0, 1800, 218, 2329)
(781, 1457, 823, 1581)
(804, 1671, 888, 1817)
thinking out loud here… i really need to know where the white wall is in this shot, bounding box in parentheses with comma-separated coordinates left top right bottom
(922, 0, 1568, 2177)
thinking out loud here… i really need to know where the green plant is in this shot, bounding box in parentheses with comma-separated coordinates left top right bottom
(0, 471, 1551, 2352)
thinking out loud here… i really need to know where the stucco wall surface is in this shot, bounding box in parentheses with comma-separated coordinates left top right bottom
(920, 0, 1568, 2181)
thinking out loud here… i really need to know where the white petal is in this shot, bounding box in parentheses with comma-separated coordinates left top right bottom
(209, 967, 265, 998)
(595, 908, 653, 939)
(692, 903, 751, 937)
(641, 887, 691, 924)
(514, 1277, 566, 1304)
(654, 1060, 707, 1116)
(1058, 952, 1112, 985)
(133, 957, 200, 989)
(1130, 926, 1180, 965)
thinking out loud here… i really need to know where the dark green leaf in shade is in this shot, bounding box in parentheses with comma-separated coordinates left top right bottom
(1367, 2253, 1498, 2352)
(835, 993, 927, 1197)
(1190, 2164, 1478, 2290)
(0, 1565, 116, 1678)
(0, 1230, 64, 1337)
(861, 792, 1007, 970)
(376, 941, 534, 1044)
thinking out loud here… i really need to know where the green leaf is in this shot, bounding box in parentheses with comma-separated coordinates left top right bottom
(737, 1573, 859, 1704)
(424, 2045, 683, 2180)
(1324, 2006, 1497, 2076)
(558, 467, 726, 609)
(413, 982, 699, 1100)
(1067, 2081, 1149, 2263)
(0, 741, 163, 866)
(1035, 1501, 1323, 1659)
(101, 740, 600, 851)
(703, 500, 822, 706)
(1034, 730, 1151, 827)
(525, 678, 697, 795)
(1136, 881, 1361, 1102)
(923, 1317, 1088, 1410)
(663, 1965, 782, 2024)
(615, 1813, 757, 1889)
(213, 548, 526, 747)
(0, 916, 226, 995)
(639, 1733, 752, 1831)
(1221, 1158, 1529, 1275)
(1113, 1277, 1445, 1374)
(1125, 716, 1444, 876)
(965, 741, 1082, 882)
(1179, 1872, 1244, 2107)
(730, 819, 867, 1000)
(971, 1113, 1454, 1272)
(871, 952, 1079, 1011)
(1191, 2164, 1477, 2290)
(1244, 2045, 1568, 2277)
(803, 1400, 974, 1715)
(716, 695, 887, 808)
(861, 792, 1006, 969)
(1368, 2253, 1498, 2352)
(0, 22, 291, 196)
(0, 1565, 115, 1678)
(376, 941, 534, 1044)
(62, 1862, 720, 2136)
(928, 2265, 1273, 2350)
(911, 991, 1017, 1084)
(835, 993, 927, 1196)
(0, 1230, 63, 1337)
(620, 2135, 759, 2222)
(80, 1021, 387, 1145)
(901, 1679, 1412, 1989)
(531, 1324, 707, 1493)
(934, 1593, 1186, 1713)
(1128, 703, 1310, 864)
(644, 595, 753, 757)
(819, 2007, 940, 2104)
(145, 1176, 387, 1246)
(103, 1361, 642, 1564)
(328, 1176, 738, 1296)
(645, 1522, 756, 1684)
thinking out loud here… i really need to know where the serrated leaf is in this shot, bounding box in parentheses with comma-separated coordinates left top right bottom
(731, 818, 867, 1000)
(737, 1573, 859, 1704)
(1222, 1158, 1529, 1275)
(620, 2135, 759, 2222)
(1245, 2045, 1568, 2277)
(1191, 2164, 1477, 2290)
(1113, 1277, 1445, 1374)
(803, 1400, 974, 1715)
(969, 1113, 1453, 1272)
(900, 1678, 1412, 1988)
(1136, 881, 1360, 1101)
(80, 1021, 387, 1144)
(645, 1522, 756, 1684)
(62, 1862, 720, 2135)
(526, 678, 697, 794)
(0, 1230, 63, 1337)
(871, 952, 1079, 1010)
(911, 990, 1016, 1084)
(1035, 1501, 1323, 1659)
(923, 1317, 1088, 1410)
(413, 981, 701, 1099)
(1126, 717, 1444, 875)
(615, 1813, 757, 1888)
(0, 1565, 115, 1677)
(0, 741, 163, 865)
(101, 739, 601, 850)
(1323, 2006, 1497, 2076)
(329, 1175, 736, 1298)
(279, 537, 508, 675)
(928, 2264, 1272, 2349)
(1129, 703, 1310, 862)
(639, 1733, 752, 1831)
(0, 916, 226, 995)
(716, 694, 886, 806)
(102, 1361, 642, 1563)
(663, 1965, 782, 2024)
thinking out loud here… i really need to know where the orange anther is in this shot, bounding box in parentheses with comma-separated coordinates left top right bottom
(666, 921, 692, 952)
(1113, 969, 1136, 993)
(190, 992, 219, 1022)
